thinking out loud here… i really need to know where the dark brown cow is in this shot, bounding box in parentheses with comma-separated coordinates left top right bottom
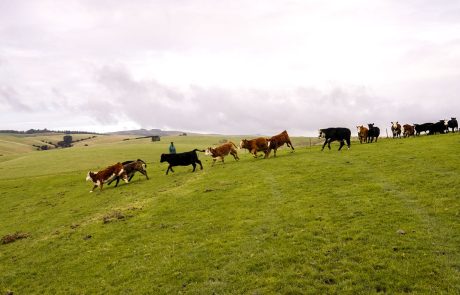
(356, 125, 368, 144)
(239, 137, 269, 158)
(403, 124, 415, 137)
(266, 130, 294, 158)
(205, 142, 239, 166)
(108, 159, 149, 187)
(86, 162, 128, 192)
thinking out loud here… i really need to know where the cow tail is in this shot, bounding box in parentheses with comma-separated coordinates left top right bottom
(193, 149, 205, 152)
(230, 141, 238, 149)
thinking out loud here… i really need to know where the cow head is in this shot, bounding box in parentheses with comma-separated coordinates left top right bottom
(443, 119, 448, 126)
(239, 140, 247, 149)
(368, 123, 374, 129)
(318, 129, 325, 138)
(160, 154, 166, 163)
(391, 122, 399, 129)
(204, 147, 214, 156)
(86, 171, 95, 182)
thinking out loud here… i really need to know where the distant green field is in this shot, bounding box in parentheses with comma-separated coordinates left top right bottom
(0, 133, 459, 294)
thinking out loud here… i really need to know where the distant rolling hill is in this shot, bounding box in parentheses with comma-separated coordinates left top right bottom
(107, 129, 198, 137)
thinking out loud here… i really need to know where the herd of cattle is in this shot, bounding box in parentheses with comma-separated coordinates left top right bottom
(86, 118, 458, 192)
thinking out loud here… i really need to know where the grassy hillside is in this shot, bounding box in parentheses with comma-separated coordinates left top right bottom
(0, 133, 459, 294)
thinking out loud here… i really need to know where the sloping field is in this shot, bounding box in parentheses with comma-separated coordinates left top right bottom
(0, 134, 459, 293)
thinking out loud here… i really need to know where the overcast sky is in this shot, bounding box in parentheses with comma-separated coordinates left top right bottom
(1, 0, 460, 135)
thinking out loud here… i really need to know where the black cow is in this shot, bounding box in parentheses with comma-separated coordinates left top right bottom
(428, 120, 448, 135)
(318, 128, 351, 151)
(367, 124, 380, 143)
(447, 117, 458, 132)
(414, 123, 433, 136)
(160, 149, 204, 175)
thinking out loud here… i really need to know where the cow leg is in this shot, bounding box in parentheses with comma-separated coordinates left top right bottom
(197, 160, 203, 170)
(212, 158, 216, 166)
(115, 177, 120, 187)
(273, 149, 277, 157)
(327, 139, 332, 150)
(338, 140, 344, 151)
(231, 151, 239, 161)
(90, 184, 98, 193)
(166, 165, 173, 175)
(99, 183, 104, 191)
(128, 173, 135, 182)
(140, 170, 149, 180)
(192, 163, 197, 172)
(321, 139, 328, 151)
(221, 157, 225, 165)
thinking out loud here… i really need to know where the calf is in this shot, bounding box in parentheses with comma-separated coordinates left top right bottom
(391, 122, 402, 138)
(108, 159, 149, 187)
(414, 123, 433, 136)
(205, 142, 239, 166)
(318, 128, 351, 151)
(402, 124, 415, 137)
(367, 123, 380, 143)
(239, 137, 269, 158)
(356, 125, 368, 144)
(160, 149, 204, 175)
(266, 130, 295, 158)
(86, 162, 128, 192)
(447, 117, 458, 132)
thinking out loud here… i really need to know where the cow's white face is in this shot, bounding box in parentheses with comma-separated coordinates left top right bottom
(239, 140, 245, 149)
(444, 120, 448, 126)
(86, 171, 93, 182)
(391, 122, 398, 129)
(318, 130, 325, 138)
(205, 148, 213, 155)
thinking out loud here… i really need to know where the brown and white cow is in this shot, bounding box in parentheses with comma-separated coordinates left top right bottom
(266, 130, 294, 158)
(356, 125, 368, 144)
(205, 142, 239, 166)
(391, 122, 402, 138)
(86, 162, 128, 192)
(403, 124, 415, 137)
(239, 137, 269, 158)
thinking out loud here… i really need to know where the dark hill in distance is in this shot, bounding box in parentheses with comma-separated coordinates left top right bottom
(107, 129, 220, 137)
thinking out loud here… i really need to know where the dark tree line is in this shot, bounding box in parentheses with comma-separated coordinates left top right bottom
(0, 128, 99, 135)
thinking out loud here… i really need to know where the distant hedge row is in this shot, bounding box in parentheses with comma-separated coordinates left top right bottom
(0, 129, 99, 134)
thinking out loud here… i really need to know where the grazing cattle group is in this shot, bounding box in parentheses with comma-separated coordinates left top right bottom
(86, 117, 458, 192)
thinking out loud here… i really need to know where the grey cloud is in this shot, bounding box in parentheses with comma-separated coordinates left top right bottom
(91, 65, 424, 135)
(0, 86, 32, 111)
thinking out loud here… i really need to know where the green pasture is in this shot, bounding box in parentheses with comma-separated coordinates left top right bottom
(0, 133, 459, 294)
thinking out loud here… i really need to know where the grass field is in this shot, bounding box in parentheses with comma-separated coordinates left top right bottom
(0, 133, 459, 294)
